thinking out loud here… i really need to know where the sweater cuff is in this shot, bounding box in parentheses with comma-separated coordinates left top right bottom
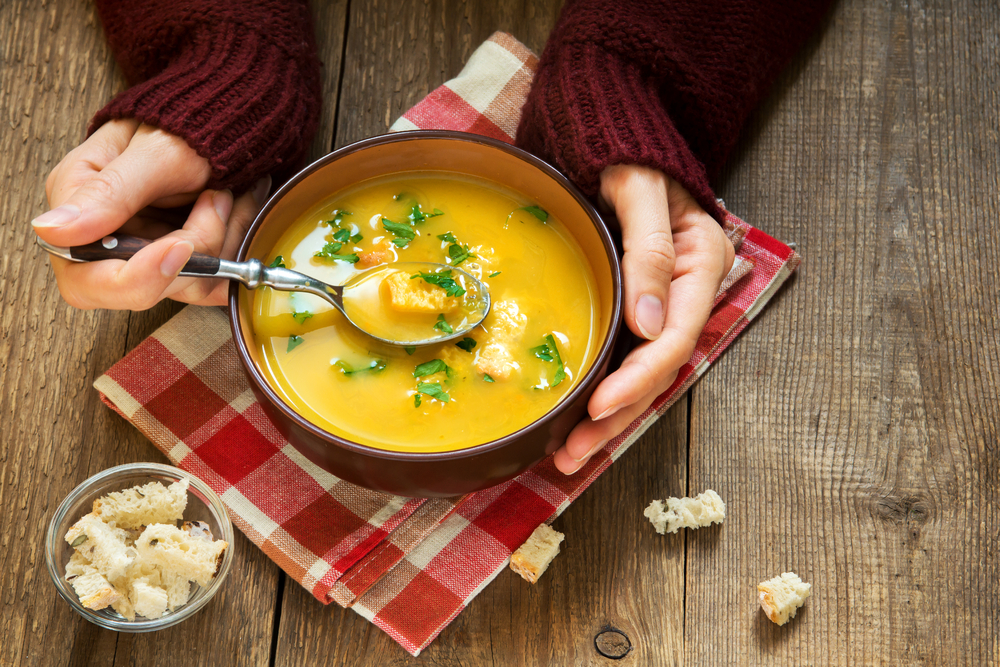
(515, 41, 724, 224)
(89, 20, 321, 194)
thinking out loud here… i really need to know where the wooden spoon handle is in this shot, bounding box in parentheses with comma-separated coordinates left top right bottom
(68, 234, 221, 275)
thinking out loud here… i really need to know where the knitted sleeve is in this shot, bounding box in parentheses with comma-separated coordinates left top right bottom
(516, 0, 832, 221)
(89, 0, 322, 194)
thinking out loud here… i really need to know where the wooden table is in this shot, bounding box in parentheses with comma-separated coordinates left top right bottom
(3, 0, 997, 664)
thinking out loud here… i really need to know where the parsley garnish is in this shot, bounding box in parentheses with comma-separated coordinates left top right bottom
(414, 394, 422, 407)
(437, 232, 457, 244)
(530, 334, 567, 386)
(382, 217, 416, 248)
(411, 270, 466, 298)
(506, 205, 549, 224)
(483, 374, 495, 383)
(268, 256, 286, 268)
(335, 358, 387, 375)
(436, 231, 474, 265)
(405, 346, 416, 355)
(292, 310, 313, 325)
(408, 203, 444, 223)
(333, 228, 351, 243)
(314, 241, 359, 263)
(488, 271, 501, 278)
(323, 210, 352, 226)
(433, 314, 454, 334)
(456, 337, 476, 353)
(287, 335, 304, 352)
(413, 359, 452, 378)
(416, 382, 450, 403)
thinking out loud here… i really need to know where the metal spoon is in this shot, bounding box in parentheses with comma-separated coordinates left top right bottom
(36, 234, 491, 347)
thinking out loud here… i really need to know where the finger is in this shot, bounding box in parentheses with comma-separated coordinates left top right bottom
(51, 237, 194, 311)
(33, 125, 210, 246)
(158, 189, 233, 304)
(553, 370, 678, 475)
(601, 165, 675, 341)
(46, 119, 141, 207)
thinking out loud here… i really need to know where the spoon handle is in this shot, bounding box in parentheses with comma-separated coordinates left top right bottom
(38, 233, 222, 275)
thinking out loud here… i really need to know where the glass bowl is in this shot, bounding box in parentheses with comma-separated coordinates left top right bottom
(45, 463, 234, 632)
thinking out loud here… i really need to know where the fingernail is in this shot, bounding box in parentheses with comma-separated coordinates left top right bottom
(214, 189, 234, 221)
(252, 175, 272, 207)
(160, 241, 194, 277)
(594, 404, 622, 421)
(636, 294, 663, 340)
(570, 439, 608, 464)
(31, 205, 80, 229)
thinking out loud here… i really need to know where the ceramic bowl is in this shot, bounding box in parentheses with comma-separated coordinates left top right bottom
(45, 463, 234, 631)
(229, 131, 622, 497)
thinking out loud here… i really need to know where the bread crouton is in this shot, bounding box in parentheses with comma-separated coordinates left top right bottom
(131, 580, 169, 620)
(381, 271, 460, 313)
(135, 524, 228, 587)
(510, 523, 564, 584)
(644, 489, 726, 534)
(474, 300, 527, 380)
(70, 572, 122, 611)
(65, 513, 134, 581)
(758, 572, 812, 625)
(92, 479, 189, 529)
(357, 239, 395, 268)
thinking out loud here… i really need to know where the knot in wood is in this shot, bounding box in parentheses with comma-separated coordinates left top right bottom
(594, 627, 632, 660)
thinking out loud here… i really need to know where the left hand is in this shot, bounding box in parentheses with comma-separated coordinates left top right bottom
(552, 165, 736, 474)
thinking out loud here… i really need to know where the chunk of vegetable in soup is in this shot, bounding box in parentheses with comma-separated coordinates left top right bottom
(251, 173, 600, 453)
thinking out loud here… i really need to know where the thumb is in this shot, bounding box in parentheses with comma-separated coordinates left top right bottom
(32, 127, 210, 246)
(601, 165, 675, 341)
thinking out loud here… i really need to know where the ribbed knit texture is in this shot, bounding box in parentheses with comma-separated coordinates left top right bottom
(90, 0, 322, 194)
(516, 0, 833, 223)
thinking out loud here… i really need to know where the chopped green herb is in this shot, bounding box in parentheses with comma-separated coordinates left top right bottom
(506, 205, 549, 224)
(414, 394, 422, 407)
(408, 203, 444, 224)
(333, 228, 351, 243)
(437, 232, 458, 244)
(393, 192, 407, 201)
(335, 358, 387, 375)
(416, 382, 450, 403)
(488, 271, 501, 278)
(530, 334, 566, 386)
(349, 233, 363, 243)
(382, 217, 416, 246)
(405, 346, 416, 355)
(447, 243, 474, 266)
(413, 359, 452, 378)
(70, 534, 88, 548)
(483, 374, 495, 383)
(314, 240, 360, 263)
(323, 210, 352, 226)
(433, 314, 454, 334)
(287, 335, 304, 352)
(292, 310, 313, 325)
(411, 270, 466, 297)
(456, 337, 476, 353)
(268, 256, 286, 268)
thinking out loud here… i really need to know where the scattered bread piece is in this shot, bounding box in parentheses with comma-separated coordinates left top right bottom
(475, 300, 527, 381)
(136, 524, 228, 587)
(381, 271, 460, 313)
(131, 580, 169, 620)
(65, 513, 135, 581)
(93, 479, 189, 529)
(644, 489, 726, 534)
(758, 572, 812, 625)
(510, 523, 564, 584)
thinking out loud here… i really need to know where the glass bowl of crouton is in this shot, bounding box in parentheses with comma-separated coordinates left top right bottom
(228, 130, 623, 498)
(44, 463, 235, 631)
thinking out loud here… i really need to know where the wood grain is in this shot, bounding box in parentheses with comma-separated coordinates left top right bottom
(697, 0, 1000, 664)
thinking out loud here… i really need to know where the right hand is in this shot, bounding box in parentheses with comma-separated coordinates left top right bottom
(33, 119, 270, 310)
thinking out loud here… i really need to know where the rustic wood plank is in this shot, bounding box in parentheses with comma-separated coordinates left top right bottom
(306, 0, 350, 163)
(0, 1, 283, 664)
(274, 400, 688, 665)
(692, 0, 1000, 664)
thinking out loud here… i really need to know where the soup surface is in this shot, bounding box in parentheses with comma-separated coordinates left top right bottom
(250, 172, 601, 452)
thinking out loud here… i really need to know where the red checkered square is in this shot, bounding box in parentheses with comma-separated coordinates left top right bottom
(466, 484, 554, 552)
(105, 338, 189, 404)
(376, 571, 464, 649)
(281, 492, 370, 560)
(238, 452, 325, 524)
(144, 370, 229, 440)
(194, 414, 281, 485)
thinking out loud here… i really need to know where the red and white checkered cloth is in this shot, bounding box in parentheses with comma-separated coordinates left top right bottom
(94, 32, 800, 655)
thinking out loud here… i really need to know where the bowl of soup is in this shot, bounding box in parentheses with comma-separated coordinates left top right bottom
(229, 131, 622, 497)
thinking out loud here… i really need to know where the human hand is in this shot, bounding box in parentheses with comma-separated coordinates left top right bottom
(552, 165, 736, 474)
(32, 119, 269, 310)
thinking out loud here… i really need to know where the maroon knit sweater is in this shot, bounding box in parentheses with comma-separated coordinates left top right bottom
(516, 0, 833, 222)
(90, 0, 322, 194)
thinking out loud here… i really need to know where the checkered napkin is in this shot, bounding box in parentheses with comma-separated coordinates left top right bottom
(94, 32, 800, 656)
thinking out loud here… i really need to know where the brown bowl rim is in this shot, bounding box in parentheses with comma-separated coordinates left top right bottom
(228, 129, 623, 463)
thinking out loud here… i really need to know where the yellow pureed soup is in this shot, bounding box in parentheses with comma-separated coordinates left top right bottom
(251, 172, 600, 453)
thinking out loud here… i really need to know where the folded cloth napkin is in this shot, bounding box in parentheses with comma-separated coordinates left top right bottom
(94, 31, 800, 656)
